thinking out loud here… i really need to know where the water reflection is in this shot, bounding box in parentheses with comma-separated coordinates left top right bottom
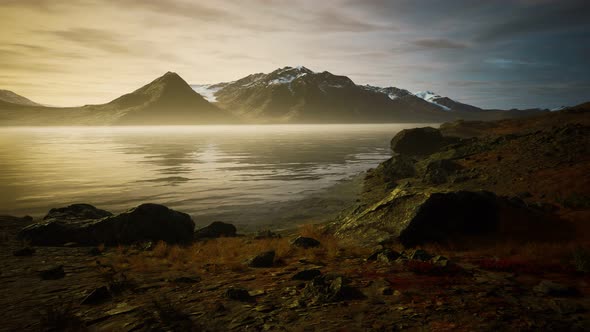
(0, 124, 423, 225)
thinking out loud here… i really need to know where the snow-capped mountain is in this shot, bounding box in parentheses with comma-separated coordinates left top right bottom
(188, 66, 549, 123)
(190, 66, 450, 123)
(414, 90, 483, 112)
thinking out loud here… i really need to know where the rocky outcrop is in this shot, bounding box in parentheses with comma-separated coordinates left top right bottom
(336, 189, 571, 247)
(334, 114, 590, 247)
(18, 203, 194, 246)
(390, 127, 458, 156)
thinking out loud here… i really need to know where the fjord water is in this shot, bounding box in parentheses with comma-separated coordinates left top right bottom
(0, 124, 422, 229)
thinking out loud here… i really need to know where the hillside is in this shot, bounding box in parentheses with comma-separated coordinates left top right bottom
(0, 73, 235, 126)
(0, 89, 42, 106)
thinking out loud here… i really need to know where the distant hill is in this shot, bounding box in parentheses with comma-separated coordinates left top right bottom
(0, 89, 42, 106)
(0, 72, 235, 125)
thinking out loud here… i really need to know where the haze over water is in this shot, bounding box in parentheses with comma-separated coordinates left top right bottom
(0, 124, 423, 228)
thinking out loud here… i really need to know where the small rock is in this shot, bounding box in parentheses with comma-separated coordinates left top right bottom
(88, 247, 103, 256)
(292, 269, 322, 281)
(39, 265, 65, 280)
(431, 255, 450, 267)
(291, 236, 320, 249)
(247, 250, 275, 268)
(300, 274, 365, 304)
(367, 248, 400, 262)
(81, 286, 112, 305)
(195, 221, 237, 239)
(173, 276, 201, 283)
(405, 249, 433, 261)
(13, 247, 35, 257)
(225, 287, 252, 302)
(254, 230, 281, 239)
(63, 242, 78, 247)
(381, 287, 394, 296)
(534, 280, 578, 297)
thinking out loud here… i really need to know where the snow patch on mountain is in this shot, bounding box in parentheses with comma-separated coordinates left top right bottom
(414, 91, 452, 111)
(361, 85, 411, 100)
(191, 84, 222, 102)
(268, 72, 308, 85)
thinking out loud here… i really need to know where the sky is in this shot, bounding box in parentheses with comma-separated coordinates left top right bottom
(0, 0, 589, 109)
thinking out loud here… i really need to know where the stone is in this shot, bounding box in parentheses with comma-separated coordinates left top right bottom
(39, 265, 65, 280)
(13, 247, 35, 256)
(405, 249, 433, 261)
(225, 287, 252, 302)
(423, 159, 461, 184)
(534, 280, 579, 297)
(247, 250, 275, 268)
(390, 127, 457, 156)
(300, 274, 365, 304)
(194, 221, 236, 239)
(172, 276, 201, 284)
(291, 236, 321, 249)
(18, 203, 194, 246)
(292, 269, 322, 281)
(81, 286, 112, 305)
(367, 248, 400, 262)
(254, 230, 281, 239)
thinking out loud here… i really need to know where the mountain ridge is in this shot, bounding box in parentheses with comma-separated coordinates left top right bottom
(0, 67, 559, 125)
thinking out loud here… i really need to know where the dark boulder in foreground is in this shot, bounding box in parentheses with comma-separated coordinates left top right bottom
(44, 203, 112, 221)
(18, 203, 194, 246)
(336, 190, 572, 247)
(247, 250, 275, 268)
(194, 221, 237, 239)
(390, 127, 458, 156)
(291, 236, 321, 249)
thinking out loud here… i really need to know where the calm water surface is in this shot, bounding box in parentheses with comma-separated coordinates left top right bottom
(0, 124, 423, 226)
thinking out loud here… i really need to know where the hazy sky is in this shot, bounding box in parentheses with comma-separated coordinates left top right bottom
(1, 0, 589, 109)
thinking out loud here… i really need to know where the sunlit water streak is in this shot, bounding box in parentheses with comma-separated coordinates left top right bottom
(0, 124, 425, 226)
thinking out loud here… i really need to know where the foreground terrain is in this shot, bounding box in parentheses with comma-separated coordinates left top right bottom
(1, 217, 590, 331)
(1, 105, 590, 331)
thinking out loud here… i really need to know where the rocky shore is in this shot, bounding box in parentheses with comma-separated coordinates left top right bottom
(1, 105, 590, 331)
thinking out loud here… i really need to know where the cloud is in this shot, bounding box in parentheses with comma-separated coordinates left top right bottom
(412, 39, 467, 49)
(475, 1, 590, 42)
(41, 28, 131, 54)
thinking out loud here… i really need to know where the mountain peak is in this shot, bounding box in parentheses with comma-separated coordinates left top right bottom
(0, 89, 42, 106)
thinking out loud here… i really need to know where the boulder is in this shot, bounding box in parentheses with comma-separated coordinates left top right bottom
(19, 203, 194, 246)
(247, 250, 275, 268)
(291, 236, 321, 249)
(44, 204, 112, 221)
(39, 265, 65, 280)
(194, 221, 236, 239)
(534, 280, 579, 297)
(423, 159, 462, 184)
(390, 127, 457, 156)
(225, 287, 252, 302)
(336, 190, 572, 247)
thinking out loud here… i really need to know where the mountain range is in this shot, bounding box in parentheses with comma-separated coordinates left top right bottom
(0, 66, 554, 125)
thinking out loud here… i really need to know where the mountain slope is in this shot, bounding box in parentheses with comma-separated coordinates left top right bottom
(0, 72, 235, 125)
(0, 90, 42, 106)
(196, 66, 448, 123)
(194, 66, 546, 124)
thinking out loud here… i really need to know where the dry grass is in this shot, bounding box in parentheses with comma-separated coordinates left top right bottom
(105, 224, 368, 275)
